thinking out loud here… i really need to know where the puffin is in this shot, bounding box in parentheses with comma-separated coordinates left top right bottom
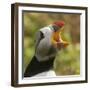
(24, 21, 69, 77)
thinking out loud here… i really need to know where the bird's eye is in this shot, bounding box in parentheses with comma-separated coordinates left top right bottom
(53, 25, 60, 32)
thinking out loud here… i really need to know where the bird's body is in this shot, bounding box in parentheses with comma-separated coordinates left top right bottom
(24, 25, 57, 77)
(24, 21, 69, 77)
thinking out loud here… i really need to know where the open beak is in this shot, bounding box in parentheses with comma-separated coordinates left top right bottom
(52, 26, 69, 49)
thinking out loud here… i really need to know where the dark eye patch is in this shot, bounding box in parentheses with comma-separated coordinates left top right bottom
(52, 25, 60, 32)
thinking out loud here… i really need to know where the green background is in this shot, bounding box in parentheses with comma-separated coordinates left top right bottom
(23, 12, 80, 76)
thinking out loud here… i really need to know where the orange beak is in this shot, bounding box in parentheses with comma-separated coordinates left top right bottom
(51, 27, 69, 49)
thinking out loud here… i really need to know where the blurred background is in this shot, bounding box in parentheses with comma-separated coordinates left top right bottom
(23, 12, 80, 76)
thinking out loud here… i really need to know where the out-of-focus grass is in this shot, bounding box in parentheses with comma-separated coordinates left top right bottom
(54, 44, 80, 75)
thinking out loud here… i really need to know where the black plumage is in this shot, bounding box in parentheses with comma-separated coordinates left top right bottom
(24, 56, 55, 77)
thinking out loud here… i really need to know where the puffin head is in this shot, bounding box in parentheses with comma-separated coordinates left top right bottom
(52, 21, 69, 49)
